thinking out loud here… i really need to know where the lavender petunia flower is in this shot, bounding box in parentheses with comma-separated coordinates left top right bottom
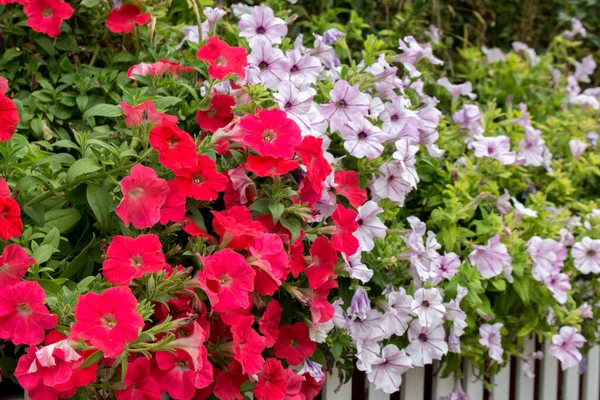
(370, 161, 418, 205)
(339, 117, 388, 159)
(573, 55, 597, 83)
(512, 41, 540, 66)
(426, 24, 442, 45)
(349, 286, 371, 320)
(469, 235, 513, 280)
(356, 339, 381, 373)
(273, 80, 315, 133)
(380, 98, 423, 144)
(299, 359, 324, 382)
(203, 7, 226, 33)
(438, 252, 461, 281)
(322, 28, 345, 45)
(482, 46, 506, 63)
(443, 285, 468, 337)
(319, 80, 370, 133)
(578, 302, 593, 319)
(381, 288, 414, 337)
(179, 25, 208, 48)
(239, 5, 288, 46)
(349, 309, 386, 341)
(586, 132, 598, 149)
(410, 288, 446, 328)
(522, 351, 544, 378)
(563, 18, 587, 40)
(395, 36, 443, 77)
(353, 200, 387, 252)
(437, 78, 476, 101)
(453, 104, 482, 131)
(472, 135, 516, 165)
(511, 197, 538, 222)
(559, 228, 575, 247)
(247, 42, 290, 89)
(569, 139, 588, 158)
(526, 236, 567, 280)
(441, 389, 471, 400)
(406, 320, 448, 366)
(517, 126, 547, 166)
(366, 345, 412, 394)
(543, 271, 571, 304)
(497, 189, 512, 216)
(231, 3, 253, 17)
(342, 252, 374, 283)
(311, 34, 339, 69)
(285, 50, 322, 90)
(479, 323, 504, 363)
(572, 237, 600, 274)
(549, 326, 586, 370)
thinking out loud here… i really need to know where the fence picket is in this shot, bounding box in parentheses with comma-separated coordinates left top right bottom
(492, 364, 510, 400)
(401, 367, 424, 400)
(432, 361, 454, 399)
(584, 346, 600, 400)
(540, 341, 559, 400)
(324, 368, 353, 400)
(516, 338, 535, 400)
(463, 361, 484, 400)
(563, 365, 580, 400)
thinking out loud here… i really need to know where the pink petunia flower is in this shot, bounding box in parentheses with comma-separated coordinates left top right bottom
(0, 243, 36, 286)
(549, 326, 586, 370)
(469, 235, 513, 280)
(479, 323, 504, 363)
(406, 320, 448, 366)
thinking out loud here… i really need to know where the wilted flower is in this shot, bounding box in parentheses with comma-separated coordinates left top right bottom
(349, 287, 371, 320)
(322, 28, 344, 45)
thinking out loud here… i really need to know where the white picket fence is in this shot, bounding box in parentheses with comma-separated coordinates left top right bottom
(321, 339, 600, 400)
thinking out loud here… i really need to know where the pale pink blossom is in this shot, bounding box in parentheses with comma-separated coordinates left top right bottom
(410, 288, 446, 328)
(549, 326, 585, 370)
(572, 237, 600, 274)
(407, 320, 448, 366)
(479, 323, 503, 363)
(367, 345, 412, 394)
(469, 235, 512, 280)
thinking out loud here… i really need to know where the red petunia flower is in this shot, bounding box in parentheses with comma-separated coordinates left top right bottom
(231, 316, 266, 375)
(0, 280, 58, 345)
(334, 170, 367, 208)
(24, 0, 73, 37)
(115, 164, 169, 229)
(0, 243, 36, 286)
(15, 339, 97, 400)
(160, 180, 187, 225)
(284, 368, 306, 400)
(121, 100, 178, 128)
(273, 322, 316, 366)
(197, 248, 255, 312)
(153, 349, 210, 400)
(211, 206, 264, 251)
(0, 76, 7, 94)
(115, 357, 161, 400)
(196, 94, 236, 133)
(149, 118, 198, 170)
(259, 299, 283, 348)
(289, 231, 306, 277)
(70, 286, 144, 358)
(214, 361, 247, 400)
(240, 109, 302, 160)
(0, 92, 19, 142)
(253, 359, 287, 400)
(106, 4, 150, 34)
(196, 36, 248, 80)
(305, 237, 338, 289)
(0, 177, 9, 197)
(246, 155, 299, 177)
(0, 196, 22, 240)
(182, 218, 213, 239)
(308, 279, 337, 324)
(102, 234, 166, 286)
(247, 233, 289, 296)
(301, 370, 325, 400)
(172, 155, 228, 201)
(295, 136, 332, 194)
(331, 204, 359, 256)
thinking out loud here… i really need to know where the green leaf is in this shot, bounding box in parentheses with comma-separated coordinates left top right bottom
(86, 184, 113, 230)
(37, 279, 63, 295)
(78, 350, 104, 369)
(44, 208, 81, 233)
(154, 97, 182, 110)
(332, 342, 343, 361)
(42, 227, 61, 248)
(249, 198, 271, 214)
(67, 159, 102, 182)
(268, 202, 284, 224)
(60, 234, 95, 279)
(33, 244, 54, 265)
(83, 104, 123, 120)
(280, 217, 301, 242)
(35, 37, 57, 57)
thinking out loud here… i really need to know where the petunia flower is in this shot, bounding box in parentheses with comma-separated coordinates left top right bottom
(569, 139, 588, 158)
(319, 80, 371, 133)
(341, 252, 374, 283)
(543, 272, 571, 304)
(339, 117, 387, 159)
(563, 18, 587, 40)
(334, 170, 367, 208)
(299, 359, 324, 383)
(468, 235, 513, 280)
(306, 237, 338, 289)
(115, 357, 161, 400)
(395, 36, 443, 77)
(351, 201, 386, 253)
(211, 206, 264, 251)
(153, 349, 211, 400)
(285, 49, 322, 89)
(573, 55, 596, 83)
(549, 326, 586, 370)
(370, 161, 417, 205)
(160, 181, 187, 225)
(348, 286, 371, 321)
(197, 248, 255, 312)
(172, 155, 228, 201)
(247, 233, 289, 296)
(196, 93, 235, 133)
(149, 118, 198, 170)
(479, 323, 504, 363)
(196, 36, 248, 80)
(70, 286, 143, 358)
(443, 285, 468, 337)
(517, 126, 547, 166)
(259, 300, 283, 348)
(240, 108, 302, 160)
(437, 78, 476, 101)
(231, 316, 266, 374)
(526, 236, 567, 280)
(247, 42, 291, 89)
(246, 155, 299, 177)
(410, 288, 446, 328)
(273, 80, 315, 133)
(115, 164, 169, 229)
(24, 0, 73, 38)
(203, 6, 226, 32)
(0, 243, 36, 286)
(273, 322, 316, 366)
(512, 42, 540, 66)
(0, 92, 19, 141)
(349, 309, 386, 342)
(106, 4, 150, 34)
(437, 252, 461, 281)
(331, 204, 359, 256)
(482, 46, 506, 63)
(380, 97, 423, 144)
(472, 135, 516, 165)
(127, 60, 194, 80)
(121, 100, 177, 128)
(572, 237, 600, 274)
(239, 5, 288, 46)
(322, 28, 345, 45)
(102, 234, 166, 286)
(253, 358, 288, 400)
(214, 361, 247, 400)
(0, 280, 58, 346)
(406, 320, 448, 366)
(381, 288, 413, 337)
(366, 345, 412, 394)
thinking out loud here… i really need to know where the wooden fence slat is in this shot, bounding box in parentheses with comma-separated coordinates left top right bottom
(516, 337, 535, 400)
(401, 367, 425, 400)
(563, 365, 580, 400)
(493, 364, 511, 400)
(584, 346, 600, 400)
(463, 361, 484, 400)
(432, 361, 455, 399)
(324, 368, 353, 400)
(540, 341, 559, 400)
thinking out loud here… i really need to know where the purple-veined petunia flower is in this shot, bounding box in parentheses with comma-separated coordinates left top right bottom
(482, 46, 506, 64)
(381, 288, 413, 337)
(453, 104, 482, 134)
(273, 80, 315, 133)
(469, 235, 512, 280)
(443, 285, 468, 337)
(332, 299, 349, 330)
(512, 41, 540, 66)
(239, 5, 287, 46)
(511, 197, 538, 222)
(342, 252, 374, 283)
(526, 236, 567, 280)
(549, 326, 586, 370)
(440, 387, 470, 400)
(586, 132, 598, 149)
(366, 345, 412, 394)
(522, 351, 544, 378)
(349, 309, 386, 342)
(569, 139, 588, 158)
(356, 339, 381, 373)
(472, 135, 516, 165)
(478, 323, 504, 363)
(496, 189, 512, 216)
(563, 18, 587, 40)
(426, 24, 441, 44)
(543, 271, 571, 304)
(353, 200, 387, 252)
(299, 359, 324, 382)
(349, 286, 371, 320)
(285, 49, 322, 89)
(406, 320, 448, 366)
(311, 34, 339, 69)
(447, 332, 461, 353)
(203, 7, 226, 33)
(322, 28, 345, 45)
(370, 161, 418, 205)
(320, 80, 370, 133)
(573, 55, 596, 83)
(339, 117, 388, 159)
(578, 303, 593, 319)
(403, 216, 427, 252)
(572, 237, 600, 274)
(419, 127, 445, 158)
(404, 231, 442, 283)
(410, 288, 446, 328)
(392, 139, 419, 175)
(380, 97, 423, 144)
(438, 252, 461, 281)
(247, 42, 290, 89)
(437, 78, 476, 101)
(231, 3, 253, 17)
(517, 126, 547, 166)
(395, 36, 443, 77)
(559, 228, 575, 247)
